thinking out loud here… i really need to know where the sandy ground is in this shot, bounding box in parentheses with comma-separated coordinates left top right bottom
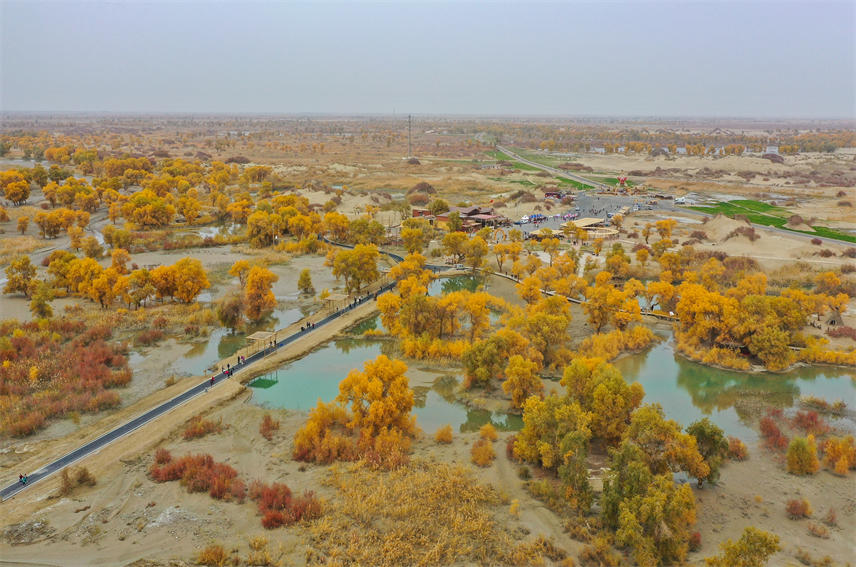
(2, 376, 853, 566)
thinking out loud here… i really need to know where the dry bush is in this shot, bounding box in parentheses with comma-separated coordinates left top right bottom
(58, 469, 74, 496)
(792, 411, 830, 436)
(807, 523, 830, 539)
(725, 226, 759, 242)
(407, 193, 430, 206)
(75, 467, 96, 487)
(759, 415, 788, 450)
(838, 200, 852, 207)
(308, 460, 554, 565)
(134, 328, 165, 346)
(827, 326, 856, 340)
(149, 452, 246, 503)
(727, 437, 748, 461)
(197, 544, 229, 566)
(786, 498, 812, 519)
(435, 424, 453, 444)
(822, 508, 837, 527)
(479, 423, 498, 442)
(183, 416, 223, 440)
(578, 535, 621, 566)
(811, 238, 822, 245)
(842, 248, 856, 258)
(259, 413, 280, 441)
(471, 438, 496, 467)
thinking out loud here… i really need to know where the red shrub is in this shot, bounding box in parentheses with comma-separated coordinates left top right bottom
(792, 411, 830, 436)
(786, 498, 812, 519)
(688, 531, 701, 552)
(261, 510, 286, 529)
(760, 416, 788, 450)
(0, 320, 131, 437)
(249, 481, 321, 529)
(155, 448, 172, 464)
(827, 326, 856, 340)
(149, 453, 244, 503)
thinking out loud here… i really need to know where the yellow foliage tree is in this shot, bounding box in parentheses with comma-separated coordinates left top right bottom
(502, 355, 543, 409)
(244, 265, 279, 321)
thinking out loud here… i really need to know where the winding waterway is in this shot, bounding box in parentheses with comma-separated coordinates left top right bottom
(225, 274, 855, 437)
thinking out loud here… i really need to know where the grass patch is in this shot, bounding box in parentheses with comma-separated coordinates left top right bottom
(688, 200, 856, 243)
(485, 150, 541, 172)
(557, 176, 593, 189)
(489, 177, 536, 187)
(592, 176, 636, 188)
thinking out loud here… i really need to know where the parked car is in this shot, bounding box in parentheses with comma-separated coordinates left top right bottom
(520, 215, 530, 223)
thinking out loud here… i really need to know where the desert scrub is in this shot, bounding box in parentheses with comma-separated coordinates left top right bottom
(259, 413, 280, 441)
(183, 416, 224, 440)
(307, 460, 561, 565)
(149, 452, 246, 503)
(0, 320, 130, 436)
(471, 438, 496, 467)
(727, 436, 748, 460)
(434, 424, 453, 444)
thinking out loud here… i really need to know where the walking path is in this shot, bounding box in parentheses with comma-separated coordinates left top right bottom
(0, 238, 430, 501)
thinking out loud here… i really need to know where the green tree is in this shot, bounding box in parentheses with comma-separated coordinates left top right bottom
(332, 244, 379, 293)
(442, 231, 468, 263)
(616, 474, 697, 567)
(624, 404, 710, 483)
(4, 255, 36, 297)
(463, 235, 488, 273)
(705, 527, 780, 567)
(786, 436, 819, 475)
(514, 393, 593, 511)
(298, 268, 314, 294)
(447, 211, 462, 232)
(29, 280, 54, 318)
(686, 418, 729, 486)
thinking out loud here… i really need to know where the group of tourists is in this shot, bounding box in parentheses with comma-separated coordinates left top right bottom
(18, 474, 28, 485)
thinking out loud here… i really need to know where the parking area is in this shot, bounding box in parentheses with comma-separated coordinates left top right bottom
(514, 191, 679, 236)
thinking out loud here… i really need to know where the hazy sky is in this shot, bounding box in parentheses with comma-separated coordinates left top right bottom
(2, 1, 854, 117)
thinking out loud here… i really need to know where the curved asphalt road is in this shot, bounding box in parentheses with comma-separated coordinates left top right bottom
(1, 239, 444, 502)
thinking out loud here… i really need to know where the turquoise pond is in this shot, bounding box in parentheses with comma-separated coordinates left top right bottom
(173, 274, 852, 439)
(248, 322, 856, 438)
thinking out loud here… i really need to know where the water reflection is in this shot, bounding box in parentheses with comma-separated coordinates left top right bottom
(614, 336, 856, 441)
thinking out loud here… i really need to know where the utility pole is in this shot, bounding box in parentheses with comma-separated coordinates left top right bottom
(408, 114, 412, 158)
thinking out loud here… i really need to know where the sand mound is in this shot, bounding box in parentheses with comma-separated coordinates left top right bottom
(702, 214, 753, 242)
(785, 220, 815, 233)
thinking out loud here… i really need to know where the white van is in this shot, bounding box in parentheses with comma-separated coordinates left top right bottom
(675, 197, 686, 204)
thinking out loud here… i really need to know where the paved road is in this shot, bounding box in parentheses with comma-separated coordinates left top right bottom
(496, 145, 606, 189)
(1, 241, 416, 502)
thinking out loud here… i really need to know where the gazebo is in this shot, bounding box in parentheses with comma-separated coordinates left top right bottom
(246, 330, 277, 354)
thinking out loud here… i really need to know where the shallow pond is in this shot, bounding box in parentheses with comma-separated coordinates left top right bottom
(614, 335, 856, 441)
(251, 322, 855, 439)
(132, 305, 308, 377)
(249, 335, 521, 433)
